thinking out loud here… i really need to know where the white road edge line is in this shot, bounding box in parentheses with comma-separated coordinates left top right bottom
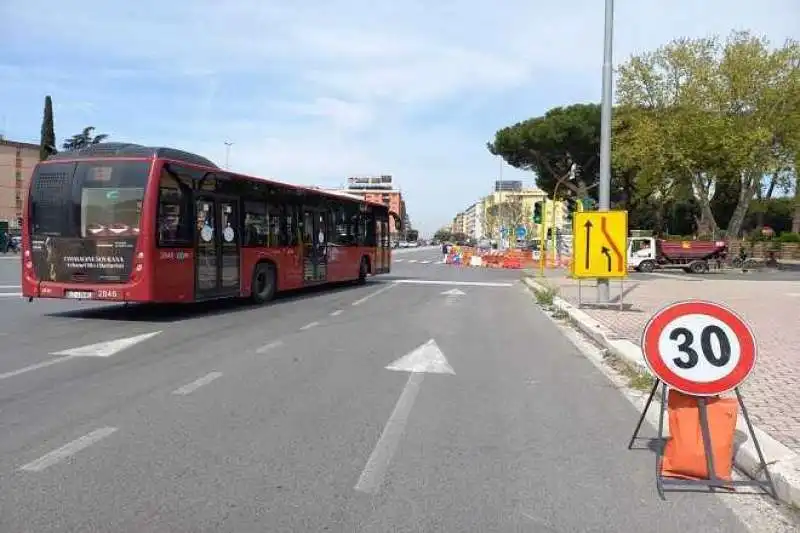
(173, 372, 223, 395)
(330, 309, 343, 316)
(392, 279, 514, 287)
(354, 372, 425, 494)
(0, 355, 76, 380)
(255, 340, 284, 354)
(299, 321, 319, 330)
(351, 283, 397, 306)
(19, 427, 118, 472)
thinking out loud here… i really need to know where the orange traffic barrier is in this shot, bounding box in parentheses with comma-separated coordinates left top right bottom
(661, 390, 738, 482)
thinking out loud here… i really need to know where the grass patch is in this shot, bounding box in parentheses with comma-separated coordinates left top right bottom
(527, 278, 559, 307)
(603, 352, 655, 391)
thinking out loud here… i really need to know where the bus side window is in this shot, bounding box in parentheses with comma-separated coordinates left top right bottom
(157, 168, 193, 247)
(243, 201, 268, 247)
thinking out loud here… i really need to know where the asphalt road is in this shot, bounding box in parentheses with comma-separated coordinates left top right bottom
(0, 249, 795, 532)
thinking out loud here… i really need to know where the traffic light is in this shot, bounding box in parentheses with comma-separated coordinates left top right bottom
(564, 198, 576, 222)
(533, 202, 543, 224)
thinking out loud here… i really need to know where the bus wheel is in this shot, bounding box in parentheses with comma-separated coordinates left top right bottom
(357, 257, 369, 285)
(251, 263, 276, 304)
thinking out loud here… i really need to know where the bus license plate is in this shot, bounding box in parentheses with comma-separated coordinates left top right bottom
(65, 290, 93, 299)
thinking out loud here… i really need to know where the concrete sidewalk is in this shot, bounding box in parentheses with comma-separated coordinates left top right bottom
(523, 273, 800, 508)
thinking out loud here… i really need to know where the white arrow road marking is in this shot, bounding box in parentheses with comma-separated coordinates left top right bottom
(441, 288, 466, 307)
(19, 427, 118, 472)
(0, 331, 162, 381)
(440, 288, 466, 296)
(355, 339, 454, 494)
(51, 331, 162, 357)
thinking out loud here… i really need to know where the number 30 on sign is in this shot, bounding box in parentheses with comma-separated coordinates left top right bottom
(641, 300, 757, 396)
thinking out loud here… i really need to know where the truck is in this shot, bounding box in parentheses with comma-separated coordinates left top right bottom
(628, 236, 727, 274)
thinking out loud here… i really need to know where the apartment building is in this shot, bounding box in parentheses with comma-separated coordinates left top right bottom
(451, 211, 466, 236)
(462, 200, 485, 241)
(0, 138, 39, 230)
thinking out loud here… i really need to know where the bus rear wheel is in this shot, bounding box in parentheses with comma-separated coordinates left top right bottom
(251, 263, 276, 304)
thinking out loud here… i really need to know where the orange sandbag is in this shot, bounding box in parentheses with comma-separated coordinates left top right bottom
(661, 390, 738, 481)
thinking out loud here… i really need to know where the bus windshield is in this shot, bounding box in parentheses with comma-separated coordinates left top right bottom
(29, 160, 151, 238)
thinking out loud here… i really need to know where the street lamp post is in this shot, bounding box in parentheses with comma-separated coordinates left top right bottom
(224, 141, 233, 170)
(597, 0, 614, 303)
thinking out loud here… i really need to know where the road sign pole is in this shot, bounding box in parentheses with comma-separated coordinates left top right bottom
(539, 200, 548, 276)
(550, 199, 558, 267)
(597, 0, 614, 303)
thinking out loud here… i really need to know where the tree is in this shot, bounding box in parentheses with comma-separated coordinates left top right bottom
(62, 126, 109, 151)
(487, 104, 605, 201)
(615, 31, 800, 237)
(433, 228, 452, 242)
(39, 95, 57, 161)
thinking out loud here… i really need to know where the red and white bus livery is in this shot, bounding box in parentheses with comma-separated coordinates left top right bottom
(21, 143, 397, 304)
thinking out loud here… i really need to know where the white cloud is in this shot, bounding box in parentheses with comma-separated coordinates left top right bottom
(1, 0, 797, 233)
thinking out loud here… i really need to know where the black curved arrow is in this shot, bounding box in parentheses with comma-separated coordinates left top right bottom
(601, 246, 612, 272)
(583, 220, 593, 269)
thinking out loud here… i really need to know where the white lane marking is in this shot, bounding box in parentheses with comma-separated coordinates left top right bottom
(392, 279, 514, 287)
(330, 309, 343, 316)
(173, 372, 223, 395)
(351, 283, 396, 306)
(394, 259, 405, 263)
(0, 285, 21, 289)
(407, 259, 418, 263)
(0, 293, 22, 297)
(51, 331, 162, 357)
(19, 427, 118, 472)
(0, 355, 76, 381)
(299, 321, 320, 330)
(354, 372, 425, 494)
(420, 260, 431, 264)
(255, 340, 284, 354)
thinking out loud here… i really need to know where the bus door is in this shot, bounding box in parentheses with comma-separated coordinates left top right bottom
(376, 211, 391, 274)
(194, 195, 241, 299)
(301, 208, 328, 283)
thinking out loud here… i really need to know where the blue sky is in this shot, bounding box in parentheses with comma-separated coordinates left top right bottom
(1, 1, 797, 235)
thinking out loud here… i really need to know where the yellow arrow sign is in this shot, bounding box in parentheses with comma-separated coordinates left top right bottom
(572, 210, 628, 278)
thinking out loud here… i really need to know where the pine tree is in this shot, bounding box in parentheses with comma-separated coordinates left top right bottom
(39, 95, 56, 160)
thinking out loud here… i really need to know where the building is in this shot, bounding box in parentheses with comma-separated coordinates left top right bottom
(462, 200, 485, 241)
(451, 211, 466, 236)
(0, 138, 39, 230)
(330, 175, 406, 240)
(481, 186, 566, 241)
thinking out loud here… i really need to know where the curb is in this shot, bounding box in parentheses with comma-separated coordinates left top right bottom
(523, 276, 800, 509)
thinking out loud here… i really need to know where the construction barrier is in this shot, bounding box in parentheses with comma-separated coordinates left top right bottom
(444, 247, 570, 270)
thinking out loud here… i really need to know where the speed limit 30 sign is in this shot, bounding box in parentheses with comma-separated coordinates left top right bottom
(641, 300, 757, 396)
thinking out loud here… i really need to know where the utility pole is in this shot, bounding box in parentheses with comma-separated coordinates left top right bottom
(224, 141, 233, 169)
(597, 0, 614, 303)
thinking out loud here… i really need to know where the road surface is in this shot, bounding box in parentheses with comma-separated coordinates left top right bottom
(0, 249, 795, 532)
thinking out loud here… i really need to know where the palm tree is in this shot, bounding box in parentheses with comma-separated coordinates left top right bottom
(61, 126, 109, 151)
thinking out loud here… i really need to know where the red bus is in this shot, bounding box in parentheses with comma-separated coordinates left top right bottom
(21, 143, 398, 304)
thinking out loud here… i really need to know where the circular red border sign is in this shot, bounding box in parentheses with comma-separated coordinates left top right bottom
(641, 300, 757, 396)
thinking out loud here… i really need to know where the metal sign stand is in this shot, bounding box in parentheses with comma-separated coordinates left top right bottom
(628, 379, 776, 500)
